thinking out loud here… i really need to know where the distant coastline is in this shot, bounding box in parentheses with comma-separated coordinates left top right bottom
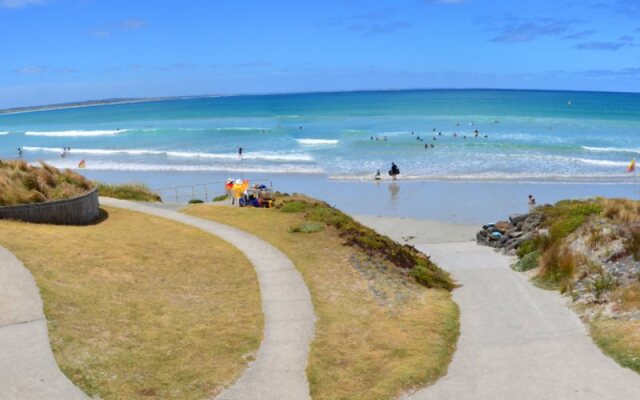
(2, 87, 639, 116)
(0, 95, 222, 116)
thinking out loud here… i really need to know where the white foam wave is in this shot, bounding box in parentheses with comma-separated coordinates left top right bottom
(574, 158, 629, 167)
(0, 131, 9, 135)
(24, 129, 126, 137)
(581, 146, 640, 154)
(296, 138, 339, 145)
(23, 146, 313, 162)
(44, 160, 323, 174)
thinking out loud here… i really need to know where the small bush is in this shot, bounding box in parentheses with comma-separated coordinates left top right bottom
(517, 240, 536, 259)
(538, 244, 575, 289)
(289, 222, 325, 234)
(625, 227, 640, 261)
(513, 250, 540, 272)
(188, 199, 204, 204)
(212, 194, 228, 202)
(590, 271, 617, 303)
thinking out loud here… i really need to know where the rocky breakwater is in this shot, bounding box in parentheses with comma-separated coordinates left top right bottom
(476, 211, 545, 254)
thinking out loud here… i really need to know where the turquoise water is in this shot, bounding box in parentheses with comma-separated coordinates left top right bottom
(1, 89, 639, 181)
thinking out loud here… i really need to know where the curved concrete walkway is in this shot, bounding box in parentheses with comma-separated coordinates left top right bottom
(404, 242, 640, 400)
(0, 246, 89, 400)
(100, 198, 315, 400)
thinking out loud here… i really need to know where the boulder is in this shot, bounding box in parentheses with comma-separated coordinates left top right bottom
(509, 213, 528, 226)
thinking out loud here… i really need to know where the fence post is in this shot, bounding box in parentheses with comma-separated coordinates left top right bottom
(205, 184, 208, 202)
(175, 187, 178, 203)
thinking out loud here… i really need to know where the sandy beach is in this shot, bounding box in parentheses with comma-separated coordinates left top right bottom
(82, 170, 639, 224)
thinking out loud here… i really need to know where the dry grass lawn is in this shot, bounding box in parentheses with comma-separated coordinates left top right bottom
(0, 207, 262, 400)
(184, 204, 459, 400)
(591, 318, 640, 373)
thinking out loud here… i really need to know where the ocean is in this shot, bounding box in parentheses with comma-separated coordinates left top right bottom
(1, 89, 640, 183)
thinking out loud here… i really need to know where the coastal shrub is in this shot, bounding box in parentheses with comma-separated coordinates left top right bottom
(540, 200, 603, 243)
(0, 160, 94, 206)
(602, 198, 640, 224)
(517, 239, 536, 259)
(624, 227, 640, 261)
(513, 250, 540, 272)
(590, 271, 617, 303)
(538, 244, 575, 289)
(96, 182, 161, 202)
(289, 222, 325, 234)
(280, 200, 309, 213)
(188, 199, 204, 204)
(212, 194, 228, 202)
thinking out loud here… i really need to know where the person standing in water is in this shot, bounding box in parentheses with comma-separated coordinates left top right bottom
(374, 169, 381, 180)
(238, 146, 243, 158)
(389, 162, 400, 180)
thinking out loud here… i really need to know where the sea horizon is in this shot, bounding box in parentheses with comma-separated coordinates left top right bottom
(3, 86, 640, 115)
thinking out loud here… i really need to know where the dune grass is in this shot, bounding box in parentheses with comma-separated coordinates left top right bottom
(0, 160, 93, 206)
(96, 182, 162, 202)
(0, 207, 262, 399)
(184, 201, 459, 400)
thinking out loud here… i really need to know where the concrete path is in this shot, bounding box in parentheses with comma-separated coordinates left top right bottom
(100, 198, 315, 400)
(403, 242, 640, 400)
(0, 246, 89, 400)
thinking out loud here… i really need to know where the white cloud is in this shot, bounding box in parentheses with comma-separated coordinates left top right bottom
(0, 0, 45, 8)
(16, 65, 45, 74)
(92, 30, 112, 38)
(427, 0, 467, 4)
(119, 19, 146, 30)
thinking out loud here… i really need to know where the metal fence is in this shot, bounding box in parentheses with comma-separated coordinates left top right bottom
(154, 179, 272, 203)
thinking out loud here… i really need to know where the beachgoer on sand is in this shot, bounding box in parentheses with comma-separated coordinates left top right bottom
(528, 195, 536, 211)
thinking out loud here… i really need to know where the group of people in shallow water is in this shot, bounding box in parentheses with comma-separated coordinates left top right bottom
(369, 127, 489, 152)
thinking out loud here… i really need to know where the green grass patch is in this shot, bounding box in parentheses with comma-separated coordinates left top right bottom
(289, 222, 325, 233)
(96, 182, 162, 202)
(212, 194, 228, 202)
(280, 200, 309, 213)
(513, 250, 540, 272)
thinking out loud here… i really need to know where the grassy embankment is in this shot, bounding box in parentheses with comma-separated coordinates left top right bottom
(96, 182, 162, 202)
(0, 207, 262, 399)
(0, 160, 93, 205)
(515, 198, 640, 374)
(184, 195, 459, 400)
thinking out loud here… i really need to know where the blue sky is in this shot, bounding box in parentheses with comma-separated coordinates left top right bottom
(1, 0, 639, 108)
